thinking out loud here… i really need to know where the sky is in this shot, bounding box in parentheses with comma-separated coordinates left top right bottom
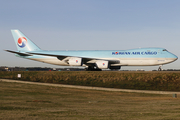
(1, 0, 180, 70)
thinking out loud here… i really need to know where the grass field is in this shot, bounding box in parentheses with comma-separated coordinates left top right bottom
(1, 81, 180, 120)
(1, 71, 180, 91)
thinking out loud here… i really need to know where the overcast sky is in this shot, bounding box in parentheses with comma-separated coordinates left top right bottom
(1, 0, 180, 70)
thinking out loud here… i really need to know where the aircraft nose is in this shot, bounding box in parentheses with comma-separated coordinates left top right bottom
(172, 53, 178, 61)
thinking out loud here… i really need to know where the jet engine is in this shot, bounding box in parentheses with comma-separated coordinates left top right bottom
(96, 61, 109, 69)
(68, 57, 83, 66)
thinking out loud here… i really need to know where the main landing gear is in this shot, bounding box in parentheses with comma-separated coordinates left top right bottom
(85, 66, 102, 71)
(158, 65, 162, 71)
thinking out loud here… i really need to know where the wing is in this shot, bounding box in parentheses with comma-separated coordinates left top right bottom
(26, 51, 127, 66)
(5, 50, 127, 67)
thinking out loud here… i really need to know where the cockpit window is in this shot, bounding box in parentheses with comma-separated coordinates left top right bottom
(163, 49, 167, 51)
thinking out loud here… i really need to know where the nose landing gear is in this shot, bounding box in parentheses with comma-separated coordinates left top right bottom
(158, 65, 162, 71)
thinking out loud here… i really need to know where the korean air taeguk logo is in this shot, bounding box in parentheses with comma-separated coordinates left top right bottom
(17, 37, 27, 48)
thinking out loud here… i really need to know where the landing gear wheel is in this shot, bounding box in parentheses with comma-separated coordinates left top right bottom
(85, 66, 94, 71)
(158, 68, 162, 71)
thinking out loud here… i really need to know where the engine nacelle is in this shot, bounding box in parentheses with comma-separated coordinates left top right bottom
(96, 61, 109, 69)
(68, 57, 83, 66)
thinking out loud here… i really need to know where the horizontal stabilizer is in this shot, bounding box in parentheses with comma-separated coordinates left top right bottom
(5, 50, 32, 56)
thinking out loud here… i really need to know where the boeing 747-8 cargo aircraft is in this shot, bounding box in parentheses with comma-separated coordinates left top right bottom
(6, 30, 178, 71)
